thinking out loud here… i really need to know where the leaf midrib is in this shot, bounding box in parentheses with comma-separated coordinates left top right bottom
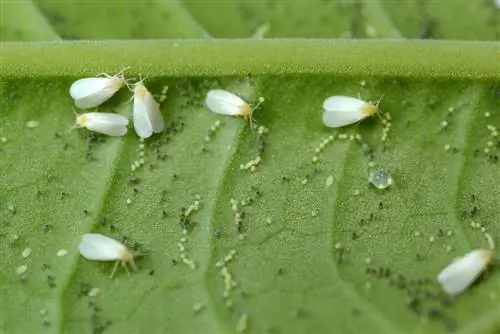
(2, 40, 499, 80)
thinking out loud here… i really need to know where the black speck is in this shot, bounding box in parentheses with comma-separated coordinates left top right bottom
(47, 275, 56, 288)
(78, 281, 91, 297)
(426, 308, 442, 318)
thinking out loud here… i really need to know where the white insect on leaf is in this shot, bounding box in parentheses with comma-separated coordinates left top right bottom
(205, 89, 265, 128)
(437, 249, 493, 296)
(131, 77, 165, 139)
(70, 109, 129, 136)
(69, 66, 131, 109)
(322, 94, 383, 128)
(78, 233, 138, 278)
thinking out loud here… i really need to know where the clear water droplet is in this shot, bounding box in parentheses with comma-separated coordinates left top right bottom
(369, 168, 393, 189)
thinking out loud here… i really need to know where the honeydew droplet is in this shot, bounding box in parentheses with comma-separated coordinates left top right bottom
(88, 287, 100, 297)
(338, 134, 348, 140)
(27, 120, 39, 128)
(369, 168, 393, 189)
(57, 249, 68, 257)
(326, 175, 334, 187)
(22, 248, 32, 258)
(17, 265, 28, 275)
(236, 313, 249, 333)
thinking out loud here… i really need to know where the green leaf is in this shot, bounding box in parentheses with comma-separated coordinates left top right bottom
(0, 1, 60, 41)
(1, 2, 500, 334)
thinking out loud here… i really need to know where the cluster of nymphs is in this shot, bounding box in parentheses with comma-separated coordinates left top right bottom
(69, 68, 164, 139)
(69, 68, 267, 140)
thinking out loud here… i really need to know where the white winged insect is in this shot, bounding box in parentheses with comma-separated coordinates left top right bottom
(205, 89, 265, 128)
(69, 67, 130, 109)
(322, 95, 383, 128)
(78, 233, 138, 278)
(132, 79, 165, 139)
(437, 249, 493, 296)
(70, 110, 129, 136)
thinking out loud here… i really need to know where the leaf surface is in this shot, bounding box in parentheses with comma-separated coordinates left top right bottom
(1, 1, 500, 334)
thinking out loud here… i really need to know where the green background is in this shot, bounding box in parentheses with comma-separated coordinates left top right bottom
(1, 1, 499, 333)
